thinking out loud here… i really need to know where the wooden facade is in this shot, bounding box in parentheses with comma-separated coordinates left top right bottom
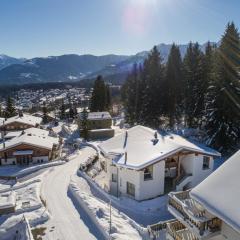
(0, 143, 57, 165)
(0, 121, 38, 132)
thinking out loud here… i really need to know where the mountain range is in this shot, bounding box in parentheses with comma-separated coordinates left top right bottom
(0, 43, 212, 86)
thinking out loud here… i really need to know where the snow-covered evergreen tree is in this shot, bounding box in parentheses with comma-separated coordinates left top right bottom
(163, 43, 184, 128)
(205, 22, 240, 152)
(183, 42, 205, 128)
(140, 46, 165, 128)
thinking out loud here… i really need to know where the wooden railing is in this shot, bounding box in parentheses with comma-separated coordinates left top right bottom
(148, 219, 175, 239)
(168, 193, 189, 220)
(168, 191, 222, 237)
(167, 220, 199, 240)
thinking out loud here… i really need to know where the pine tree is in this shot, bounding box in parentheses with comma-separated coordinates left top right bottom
(81, 107, 89, 140)
(205, 22, 240, 152)
(5, 96, 16, 118)
(163, 44, 184, 128)
(69, 107, 75, 119)
(42, 101, 48, 124)
(105, 84, 111, 111)
(183, 42, 205, 128)
(0, 104, 2, 117)
(60, 100, 66, 119)
(90, 75, 107, 112)
(122, 63, 140, 125)
(140, 46, 165, 127)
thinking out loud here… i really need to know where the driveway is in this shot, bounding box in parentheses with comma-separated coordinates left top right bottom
(41, 147, 100, 240)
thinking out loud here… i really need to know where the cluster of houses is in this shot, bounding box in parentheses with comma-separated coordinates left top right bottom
(0, 113, 61, 166)
(93, 123, 239, 240)
(0, 107, 239, 240)
(0, 87, 91, 113)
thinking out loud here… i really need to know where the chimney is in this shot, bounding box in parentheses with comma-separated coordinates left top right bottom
(19, 110, 23, 117)
(154, 131, 158, 140)
(124, 152, 127, 164)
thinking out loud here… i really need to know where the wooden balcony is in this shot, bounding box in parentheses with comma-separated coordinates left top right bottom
(168, 191, 222, 239)
(148, 219, 175, 239)
(167, 220, 199, 240)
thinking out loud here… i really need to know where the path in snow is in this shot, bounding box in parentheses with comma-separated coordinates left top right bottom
(41, 147, 100, 240)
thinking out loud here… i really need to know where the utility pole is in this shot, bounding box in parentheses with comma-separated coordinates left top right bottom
(109, 199, 112, 239)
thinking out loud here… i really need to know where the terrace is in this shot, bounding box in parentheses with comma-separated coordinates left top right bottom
(167, 220, 198, 240)
(168, 190, 222, 239)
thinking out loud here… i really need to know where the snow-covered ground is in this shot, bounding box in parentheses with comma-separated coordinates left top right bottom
(1, 216, 33, 240)
(40, 147, 100, 240)
(69, 175, 145, 240)
(83, 169, 172, 226)
(0, 175, 50, 239)
(0, 161, 65, 178)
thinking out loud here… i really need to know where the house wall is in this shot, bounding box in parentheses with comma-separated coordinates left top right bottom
(1, 122, 35, 132)
(118, 167, 141, 200)
(180, 153, 214, 188)
(107, 158, 165, 201)
(1, 157, 17, 165)
(87, 129, 114, 140)
(219, 222, 240, 240)
(138, 161, 165, 200)
(78, 118, 112, 130)
(88, 119, 112, 130)
(0, 144, 52, 165)
(32, 156, 49, 163)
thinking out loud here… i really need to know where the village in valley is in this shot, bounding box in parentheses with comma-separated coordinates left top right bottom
(0, 1, 239, 240)
(0, 53, 239, 240)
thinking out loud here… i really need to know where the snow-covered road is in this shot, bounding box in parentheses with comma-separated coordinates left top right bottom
(41, 147, 99, 240)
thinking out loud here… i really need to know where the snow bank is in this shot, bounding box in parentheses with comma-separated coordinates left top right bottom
(69, 175, 146, 240)
(1, 216, 34, 240)
(0, 160, 65, 179)
(0, 174, 50, 238)
(0, 179, 41, 194)
(79, 170, 171, 226)
(0, 191, 15, 209)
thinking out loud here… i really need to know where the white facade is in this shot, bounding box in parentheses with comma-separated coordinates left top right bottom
(166, 151, 240, 240)
(180, 153, 214, 189)
(106, 152, 214, 201)
(32, 156, 49, 164)
(1, 157, 17, 165)
(99, 125, 220, 201)
(108, 161, 165, 201)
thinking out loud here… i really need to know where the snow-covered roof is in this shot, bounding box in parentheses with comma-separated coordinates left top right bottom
(0, 114, 42, 127)
(80, 112, 112, 120)
(190, 150, 240, 233)
(0, 191, 15, 209)
(0, 128, 58, 151)
(4, 131, 22, 139)
(98, 125, 220, 170)
(5, 127, 50, 139)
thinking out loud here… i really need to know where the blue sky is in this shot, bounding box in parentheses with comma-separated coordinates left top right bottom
(0, 0, 239, 58)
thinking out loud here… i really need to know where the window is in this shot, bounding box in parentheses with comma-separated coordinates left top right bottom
(112, 173, 117, 182)
(126, 182, 135, 197)
(203, 156, 210, 170)
(144, 165, 153, 181)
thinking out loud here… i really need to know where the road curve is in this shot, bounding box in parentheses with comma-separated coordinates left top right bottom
(41, 147, 98, 240)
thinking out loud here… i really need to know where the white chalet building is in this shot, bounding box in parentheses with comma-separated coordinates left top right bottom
(165, 150, 240, 240)
(98, 125, 220, 201)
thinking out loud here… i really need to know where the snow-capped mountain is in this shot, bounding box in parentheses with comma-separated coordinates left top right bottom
(0, 54, 25, 70)
(0, 42, 215, 85)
